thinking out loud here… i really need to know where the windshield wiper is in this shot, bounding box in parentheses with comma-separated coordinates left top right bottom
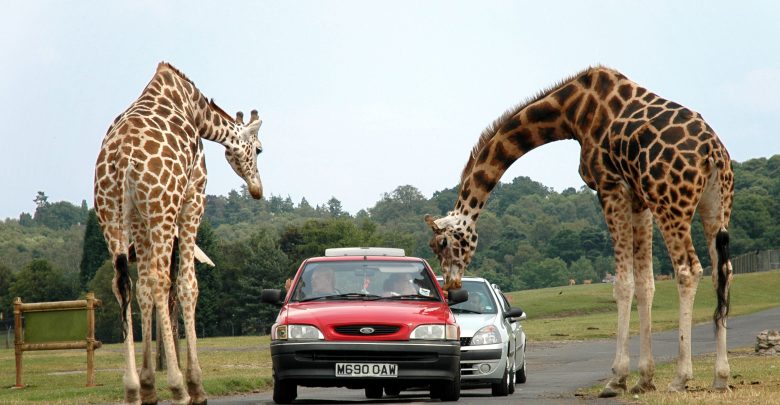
(383, 294, 438, 301)
(452, 308, 482, 314)
(299, 293, 382, 302)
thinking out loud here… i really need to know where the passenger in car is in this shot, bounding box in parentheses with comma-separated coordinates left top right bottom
(311, 267, 337, 296)
(383, 273, 418, 296)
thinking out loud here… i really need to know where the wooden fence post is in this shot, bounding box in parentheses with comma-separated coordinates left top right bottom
(14, 297, 23, 388)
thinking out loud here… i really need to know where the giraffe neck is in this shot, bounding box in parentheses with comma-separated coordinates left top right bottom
(152, 63, 237, 146)
(450, 67, 624, 224)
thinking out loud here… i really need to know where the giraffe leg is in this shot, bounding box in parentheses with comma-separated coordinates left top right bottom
(177, 219, 208, 404)
(132, 231, 158, 405)
(656, 214, 701, 392)
(151, 236, 190, 405)
(598, 186, 634, 398)
(698, 172, 732, 392)
(112, 252, 141, 405)
(630, 208, 656, 394)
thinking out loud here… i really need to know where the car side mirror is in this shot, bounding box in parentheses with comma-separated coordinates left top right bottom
(505, 307, 526, 321)
(447, 288, 468, 305)
(261, 289, 285, 305)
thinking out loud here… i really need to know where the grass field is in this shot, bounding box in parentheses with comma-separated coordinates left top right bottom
(0, 270, 777, 404)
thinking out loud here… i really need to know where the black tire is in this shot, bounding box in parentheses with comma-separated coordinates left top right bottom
(431, 373, 460, 401)
(365, 384, 383, 399)
(384, 385, 401, 396)
(508, 367, 516, 394)
(272, 378, 297, 404)
(491, 366, 510, 396)
(517, 358, 527, 384)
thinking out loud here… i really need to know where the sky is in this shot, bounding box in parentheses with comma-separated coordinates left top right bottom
(1, 1, 779, 220)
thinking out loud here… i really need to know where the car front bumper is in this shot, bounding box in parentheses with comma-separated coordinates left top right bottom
(459, 342, 506, 383)
(271, 340, 461, 388)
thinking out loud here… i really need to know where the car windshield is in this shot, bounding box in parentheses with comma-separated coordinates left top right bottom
(291, 260, 442, 302)
(446, 280, 498, 314)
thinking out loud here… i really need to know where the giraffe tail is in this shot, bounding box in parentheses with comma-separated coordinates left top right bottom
(115, 253, 132, 339)
(714, 229, 730, 328)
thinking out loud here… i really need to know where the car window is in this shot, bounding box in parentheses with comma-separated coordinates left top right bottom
(291, 260, 441, 301)
(448, 280, 498, 314)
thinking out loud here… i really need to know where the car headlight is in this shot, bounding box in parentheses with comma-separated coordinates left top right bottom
(471, 325, 501, 345)
(272, 324, 324, 340)
(410, 324, 459, 340)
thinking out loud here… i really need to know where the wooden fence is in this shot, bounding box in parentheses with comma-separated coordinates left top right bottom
(704, 249, 780, 276)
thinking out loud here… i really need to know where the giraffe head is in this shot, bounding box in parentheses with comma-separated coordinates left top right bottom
(226, 110, 264, 199)
(425, 214, 477, 291)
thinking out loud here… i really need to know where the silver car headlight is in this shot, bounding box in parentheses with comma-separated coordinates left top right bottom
(410, 324, 459, 340)
(272, 324, 324, 340)
(471, 325, 501, 345)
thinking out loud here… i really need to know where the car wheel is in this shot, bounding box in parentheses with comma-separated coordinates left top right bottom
(365, 384, 383, 399)
(491, 366, 510, 396)
(430, 373, 460, 401)
(272, 377, 297, 404)
(517, 358, 527, 384)
(508, 367, 516, 394)
(384, 385, 401, 396)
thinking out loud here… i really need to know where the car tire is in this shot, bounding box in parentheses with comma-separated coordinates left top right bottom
(272, 377, 297, 404)
(508, 367, 516, 394)
(384, 385, 401, 396)
(491, 366, 510, 396)
(365, 384, 383, 399)
(430, 373, 460, 401)
(517, 358, 527, 384)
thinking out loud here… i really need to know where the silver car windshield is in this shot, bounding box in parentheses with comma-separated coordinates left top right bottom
(291, 260, 441, 302)
(448, 280, 498, 314)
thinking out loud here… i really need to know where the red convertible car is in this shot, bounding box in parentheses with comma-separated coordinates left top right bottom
(261, 247, 468, 403)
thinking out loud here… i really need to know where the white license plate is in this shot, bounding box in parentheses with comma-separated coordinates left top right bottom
(335, 363, 398, 377)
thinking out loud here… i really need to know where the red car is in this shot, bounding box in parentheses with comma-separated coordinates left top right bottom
(261, 247, 468, 403)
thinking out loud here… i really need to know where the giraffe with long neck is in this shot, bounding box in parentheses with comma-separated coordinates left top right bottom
(94, 62, 264, 405)
(426, 66, 733, 396)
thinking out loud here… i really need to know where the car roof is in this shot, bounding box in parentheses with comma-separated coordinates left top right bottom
(306, 255, 424, 263)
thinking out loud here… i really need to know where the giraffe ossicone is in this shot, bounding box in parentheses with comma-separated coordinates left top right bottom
(94, 61, 264, 405)
(427, 66, 733, 396)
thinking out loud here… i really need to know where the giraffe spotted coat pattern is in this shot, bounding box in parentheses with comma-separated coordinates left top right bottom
(94, 62, 264, 405)
(426, 66, 733, 396)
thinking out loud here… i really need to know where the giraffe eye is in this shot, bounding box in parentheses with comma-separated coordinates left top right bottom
(255, 147, 263, 155)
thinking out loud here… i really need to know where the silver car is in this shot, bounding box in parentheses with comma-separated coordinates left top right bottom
(439, 276, 527, 396)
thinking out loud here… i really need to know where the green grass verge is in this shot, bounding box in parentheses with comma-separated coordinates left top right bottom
(0, 336, 272, 405)
(577, 348, 780, 404)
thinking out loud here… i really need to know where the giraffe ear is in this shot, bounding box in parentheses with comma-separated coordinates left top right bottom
(235, 111, 244, 125)
(425, 214, 441, 232)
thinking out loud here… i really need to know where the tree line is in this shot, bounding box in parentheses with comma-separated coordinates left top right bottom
(0, 155, 778, 342)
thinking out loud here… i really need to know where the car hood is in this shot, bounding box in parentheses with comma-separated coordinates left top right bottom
(453, 313, 500, 338)
(281, 300, 455, 327)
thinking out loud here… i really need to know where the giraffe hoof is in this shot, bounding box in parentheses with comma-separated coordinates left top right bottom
(192, 400, 207, 405)
(667, 382, 687, 392)
(141, 401, 158, 405)
(599, 381, 626, 398)
(630, 382, 656, 394)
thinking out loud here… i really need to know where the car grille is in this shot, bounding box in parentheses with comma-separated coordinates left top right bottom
(460, 337, 472, 346)
(296, 350, 438, 362)
(334, 325, 401, 336)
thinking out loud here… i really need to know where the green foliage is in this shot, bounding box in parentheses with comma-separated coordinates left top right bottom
(79, 209, 109, 289)
(10, 259, 78, 303)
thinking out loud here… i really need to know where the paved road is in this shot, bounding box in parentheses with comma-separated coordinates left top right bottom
(206, 306, 780, 405)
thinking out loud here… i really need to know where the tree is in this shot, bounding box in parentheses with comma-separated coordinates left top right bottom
(327, 197, 345, 217)
(80, 209, 109, 289)
(0, 263, 16, 320)
(10, 259, 78, 303)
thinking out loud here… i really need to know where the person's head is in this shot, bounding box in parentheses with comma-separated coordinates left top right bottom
(385, 273, 415, 295)
(311, 267, 335, 294)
